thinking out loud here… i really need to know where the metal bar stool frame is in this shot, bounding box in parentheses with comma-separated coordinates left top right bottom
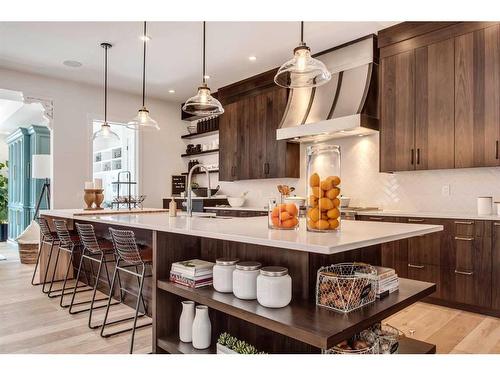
(51, 219, 94, 305)
(101, 227, 152, 354)
(31, 217, 61, 288)
(69, 223, 123, 326)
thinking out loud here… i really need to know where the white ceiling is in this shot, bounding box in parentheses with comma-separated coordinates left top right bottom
(0, 89, 47, 135)
(0, 22, 397, 102)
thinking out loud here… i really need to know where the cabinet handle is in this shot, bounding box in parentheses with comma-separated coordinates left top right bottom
(264, 162, 270, 175)
(454, 221, 473, 225)
(496, 140, 499, 160)
(455, 270, 474, 276)
(231, 166, 235, 177)
(494, 223, 500, 226)
(368, 217, 384, 221)
(454, 236, 474, 241)
(410, 149, 414, 165)
(408, 264, 425, 269)
(416, 148, 420, 165)
(408, 218, 425, 223)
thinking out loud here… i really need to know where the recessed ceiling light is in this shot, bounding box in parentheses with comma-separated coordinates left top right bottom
(203, 75, 210, 80)
(248, 56, 257, 61)
(63, 60, 82, 68)
(168, 89, 175, 94)
(140, 35, 151, 42)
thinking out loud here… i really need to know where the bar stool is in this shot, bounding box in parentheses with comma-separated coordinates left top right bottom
(69, 223, 122, 326)
(51, 219, 93, 305)
(101, 227, 152, 354)
(31, 217, 59, 288)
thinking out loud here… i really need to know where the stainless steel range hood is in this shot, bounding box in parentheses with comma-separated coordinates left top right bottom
(276, 35, 378, 142)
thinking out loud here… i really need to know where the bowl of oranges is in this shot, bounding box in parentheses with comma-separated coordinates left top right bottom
(307, 173, 341, 231)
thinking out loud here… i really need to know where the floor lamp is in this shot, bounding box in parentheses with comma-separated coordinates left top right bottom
(32, 154, 51, 219)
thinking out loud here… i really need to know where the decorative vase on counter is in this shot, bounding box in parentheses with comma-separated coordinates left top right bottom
(306, 143, 341, 232)
(192, 305, 211, 349)
(179, 300, 195, 343)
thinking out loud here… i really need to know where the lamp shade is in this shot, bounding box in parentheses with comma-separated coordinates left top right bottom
(32, 154, 51, 179)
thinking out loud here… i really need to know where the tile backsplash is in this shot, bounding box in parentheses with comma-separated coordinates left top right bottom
(196, 133, 500, 213)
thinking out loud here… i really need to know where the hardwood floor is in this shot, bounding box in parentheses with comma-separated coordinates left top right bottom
(1, 241, 499, 354)
(0, 242, 152, 354)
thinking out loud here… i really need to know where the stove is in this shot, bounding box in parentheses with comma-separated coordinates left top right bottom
(341, 207, 380, 220)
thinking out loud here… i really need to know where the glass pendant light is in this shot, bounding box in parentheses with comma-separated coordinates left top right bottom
(182, 22, 224, 116)
(93, 43, 120, 145)
(127, 22, 159, 131)
(274, 22, 331, 89)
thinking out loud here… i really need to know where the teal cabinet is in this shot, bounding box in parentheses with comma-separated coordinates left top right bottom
(6, 126, 51, 240)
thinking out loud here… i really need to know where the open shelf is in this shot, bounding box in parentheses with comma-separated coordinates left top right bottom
(157, 335, 215, 354)
(398, 336, 436, 354)
(157, 278, 436, 350)
(181, 170, 219, 176)
(181, 149, 219, 158)
(181, 130, 219, 140)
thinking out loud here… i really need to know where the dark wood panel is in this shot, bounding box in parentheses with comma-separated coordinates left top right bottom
(378, 22, 460, 49)
(405, 218, 445, 266)
(218, 101, 238, 181)
(491, 222, 500, 310)
(455, 24, 500, 168)
(407, 263, 442, 299)
(414, 38, 455, 170)
(379, 50, 415, 172)
(157, 278, 435, 350)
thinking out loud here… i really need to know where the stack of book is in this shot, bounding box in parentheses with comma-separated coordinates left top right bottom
(170, 259, 215, 288)
(374, 266, 399, 299)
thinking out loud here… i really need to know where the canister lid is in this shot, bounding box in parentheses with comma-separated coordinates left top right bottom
(260, 266, 288, 277)
(235, 261, 262, 271)
(216, 257, 239, 266)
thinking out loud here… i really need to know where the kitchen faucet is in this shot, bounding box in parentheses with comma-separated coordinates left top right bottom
(186, 164, 212, 217)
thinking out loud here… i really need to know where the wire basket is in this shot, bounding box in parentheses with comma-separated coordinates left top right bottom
(324, 331, 379, 354)
(370, 323, 402, 354)
(316, 262, 377, 313)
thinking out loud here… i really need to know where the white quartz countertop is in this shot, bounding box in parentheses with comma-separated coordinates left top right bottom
(357, 209, 500, 221)
(41, 209, 442, 255)
(205, 206, 267, 212)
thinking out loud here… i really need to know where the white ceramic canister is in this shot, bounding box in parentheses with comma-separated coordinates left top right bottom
(213, 258, 239, 293)
(232, 261, 262, 300)
(179, 300, 195, 342)
(192, 305, 212, 349)
(477, 196, 493, 215)
(256, 266, 292, 308)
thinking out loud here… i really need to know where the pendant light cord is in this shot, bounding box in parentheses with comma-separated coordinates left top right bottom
(142, 21, 147, 107)
(300, 21, 304, 44)
(104, 44, 108, 123)
(202, 21, 206, 85)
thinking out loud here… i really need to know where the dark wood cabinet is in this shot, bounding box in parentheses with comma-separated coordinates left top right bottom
(379, 22, 500, 172)
(217, 70, 299, 181)
(454, 24, 500, 168)
(492, 222, 500, 310)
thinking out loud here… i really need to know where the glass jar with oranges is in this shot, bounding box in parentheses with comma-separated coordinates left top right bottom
(306, 144, 341, 232)
(268, 198, 300, 230)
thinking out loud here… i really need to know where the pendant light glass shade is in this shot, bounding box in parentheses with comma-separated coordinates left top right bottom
(127, 107, 160, 130)
(128, 21, 159, 131)
(183, 22, 224, 116)
(274, 22, 331, 89)
(182, 83, 224, 116)
(93, 43, 120, 143)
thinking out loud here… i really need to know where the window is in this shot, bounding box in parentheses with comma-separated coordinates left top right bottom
(92, 121, 137, 206)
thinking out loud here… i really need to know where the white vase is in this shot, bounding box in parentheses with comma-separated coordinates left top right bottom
(192, 305, 211, 349)
(179, 301, 195, 343)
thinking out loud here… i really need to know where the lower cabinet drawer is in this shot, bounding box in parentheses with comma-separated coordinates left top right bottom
(406, 263, 441, 299)
(440, 268, 492, 308)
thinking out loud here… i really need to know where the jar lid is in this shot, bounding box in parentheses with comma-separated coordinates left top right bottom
(235, 261, 262, 271)
(216, 257, 239, 266)
(260, 266, 288, 277)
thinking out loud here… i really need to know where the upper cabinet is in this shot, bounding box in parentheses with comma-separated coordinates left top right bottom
(379, 22, 500, 172)
(217, 70, 300, 181)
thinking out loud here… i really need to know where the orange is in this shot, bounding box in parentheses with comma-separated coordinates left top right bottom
(309, 173, 320, 187)
(307, 219, 317, 230)
(271, 206, 280, 218)
(271, 217, 280, 227)
(307, 207, 320, 222)
(282, 217, 299, 228)
(326, 187, 340, 199)
(279, 211, 292, 221)
(318, 197, 334, 211)
(312, 186, 324, 198)
(285, 203, 298, 217)
(328, 219, 340, 229)
(327, 208, 340, 219)
(309, 195, 318, 207)
(328, 176, 341, 186)
(320, 179, 333, 191)
(279, 203, 288, 212)
(317, 219, 330, 230)
(321, 213, 329, 220)
(332, 198, 340, 207)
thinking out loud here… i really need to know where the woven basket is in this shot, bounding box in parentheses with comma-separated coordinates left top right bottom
(18, 243, 39, 264)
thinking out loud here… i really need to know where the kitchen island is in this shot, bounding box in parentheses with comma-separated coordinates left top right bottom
(40, 209, 442, 354)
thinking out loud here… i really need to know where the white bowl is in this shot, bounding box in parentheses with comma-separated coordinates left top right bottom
(340, 196, 351, 208)
(227, 197, 245, 207)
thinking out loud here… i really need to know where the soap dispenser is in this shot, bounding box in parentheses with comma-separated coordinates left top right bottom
(169, 198, 177, 217)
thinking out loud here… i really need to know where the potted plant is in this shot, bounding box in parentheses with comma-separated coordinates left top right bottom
(0, 161, 8, 242)
(216, 332, 265, 354)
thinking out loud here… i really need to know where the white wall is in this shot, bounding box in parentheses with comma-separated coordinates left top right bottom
(197, 132, 500, 214)
(0, 67, 186, 208)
